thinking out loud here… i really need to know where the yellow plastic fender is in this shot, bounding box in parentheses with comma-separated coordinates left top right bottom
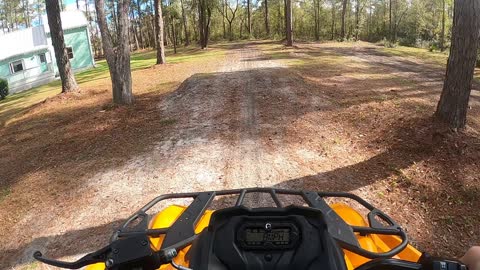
(86, 204, 421, 270)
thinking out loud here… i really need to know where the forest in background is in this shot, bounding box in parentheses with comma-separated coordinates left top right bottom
(0, 0, 454, 57)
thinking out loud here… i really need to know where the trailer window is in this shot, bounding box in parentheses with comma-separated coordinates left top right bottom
(10, 60, 24, 73)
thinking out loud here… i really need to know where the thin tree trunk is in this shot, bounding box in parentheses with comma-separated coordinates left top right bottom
(76, 0, 80, 9)
(264, 0, 270, 36)
(180, 0, 190, 45)
(314, 0, 320, 40)
(221, 0, 226, 38)
(389, 0, 392, 41)
(136, 0, 144, 48)
(440, 0, 446, 51)
(172, 17, 177, 53)
(435, 0, 480, 129)
(131, 9, 140, 50)
(247, 0, 251, 35)
(150, 0, 156, 47)
(45, 0, 78, 93)
(355, 0, 360, 40)
(154, 0, 166, 63)
(341, 0, 347, 40)
(95, 0, 134, 105)
(331, 0, 335, 40)
(285, 0, 293, 46)
(277, 1, 282, 35)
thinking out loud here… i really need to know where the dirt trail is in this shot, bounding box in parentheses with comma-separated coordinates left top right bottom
(4, 42, 479, 269)
(4, 44, 346, 269)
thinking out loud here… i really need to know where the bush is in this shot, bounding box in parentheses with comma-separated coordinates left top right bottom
(378, 38, 397, 48)
(0, 78, 8, 100)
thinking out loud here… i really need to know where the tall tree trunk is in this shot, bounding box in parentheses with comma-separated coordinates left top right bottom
(355, 0, 360, 40)
(136, 0, 144, 49)
(277, 1, 282, 35)
(198, 0, 210, 48)
(247, 0, 251, 35)
(45, 0, 78, 93)
(154, 0, 166, 63)
(440, 0, 446, 51)
(180, 0, 190, 45)
(221, 0, 226, 38)
(314, 0, 318, 40)
(76, 0, 80, 9)
(435, 0, 480, 129)
(331, 0, 335, 40)
(95, 0, 134, 105)
(171, 17, 177, 53)
(340, 0, 347, 40)
(285, 0, 293, 46)
(111, 0, 118, 40)
(389, 0, 392, 41)
(131, 9, 140, 50)
(264, 0, 270, 36)
(198, 0, 205, 46)
(192, 3, 198, 41)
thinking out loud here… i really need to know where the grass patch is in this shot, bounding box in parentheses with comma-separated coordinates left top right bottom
(379, 46, 448, 66)
(0, 46, 226, 125)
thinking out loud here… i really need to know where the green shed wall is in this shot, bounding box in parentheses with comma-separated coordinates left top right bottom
(48, 26, 94, 72)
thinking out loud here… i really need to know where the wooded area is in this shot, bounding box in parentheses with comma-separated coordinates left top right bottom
(0, 0, 454, 54)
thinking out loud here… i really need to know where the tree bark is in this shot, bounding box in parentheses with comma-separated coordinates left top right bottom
(180, 0, 190, 45)
(331, 0, 335, 40)
(354, 0, 360, 40)
(435, 0, 480, 129)
(440, 0, 446, 51)
(45, 0, 78, 93)
(171, 17, 177, 54)
(154, 0, 166, 63)
(285, 0, 293, 46)
(131, 9, 140, 50)
(136, 0, 144, 49)
(264, 0, 270, 36)
(340, 0, 348, 40)
(95, 0, 134, 105)
(314, 0, 320, 40)
(198, 0, 211, 48)
(389, 0, 392, 41)
(247, 0, 251, 36)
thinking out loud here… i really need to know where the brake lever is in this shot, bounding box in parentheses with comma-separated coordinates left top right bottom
(34, 245, 111, 269)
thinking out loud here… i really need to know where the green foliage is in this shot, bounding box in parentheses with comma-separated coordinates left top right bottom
(379, 38, 397, 48)
(0, 78, 8, 100)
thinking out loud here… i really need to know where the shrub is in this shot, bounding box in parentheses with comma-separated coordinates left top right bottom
(0, 78, 8, 100)
(379, 38, 397, 48)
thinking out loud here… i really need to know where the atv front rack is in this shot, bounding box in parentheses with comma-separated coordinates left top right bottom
(34, 188, 409, 269)
(116, 188, 408, 258)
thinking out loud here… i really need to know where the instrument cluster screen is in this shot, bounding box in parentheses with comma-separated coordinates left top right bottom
(244, 228, 291, 246)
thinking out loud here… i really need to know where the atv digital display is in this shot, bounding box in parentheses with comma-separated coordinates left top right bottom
(237, 221, 299, 250)
(244, 228, 291, 244)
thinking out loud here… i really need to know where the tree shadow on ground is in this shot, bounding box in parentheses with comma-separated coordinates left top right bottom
(1, 43, 480, 268)
(6, 116, 479, 268)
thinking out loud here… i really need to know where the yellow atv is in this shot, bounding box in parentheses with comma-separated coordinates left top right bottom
(34, 188, 466, 270)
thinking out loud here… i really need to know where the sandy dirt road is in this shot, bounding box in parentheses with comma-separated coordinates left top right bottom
(4, 44, 352, 269)
(3, 42, 479, 269)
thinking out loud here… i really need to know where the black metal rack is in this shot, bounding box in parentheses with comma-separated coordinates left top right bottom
(115, 188, 407, 259)
(34, 188, 410, 269)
